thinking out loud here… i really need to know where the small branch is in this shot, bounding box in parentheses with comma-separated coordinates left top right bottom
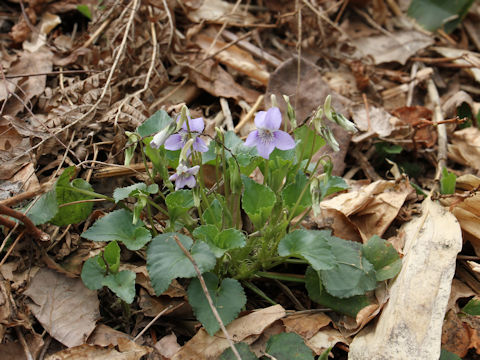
(0, 205, 49, 242)
(133, 303, 180, 342)
(173, 236, 241, 360)
(426, 76, 447, 186)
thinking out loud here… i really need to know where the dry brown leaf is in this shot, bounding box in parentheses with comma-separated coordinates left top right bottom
(0, 333, 44, 360)
(306, 327, 347, 355)
(189, 58, 260, 103)
(351, 105, 398, 138)
(248, 320, 285, 357)
(88, 324, 132, 347)
(442, 310, 471, 358)
(1, 46, 53, 116)
(449, 127, 480, 171)
(349, 198, 462, 359)
(318, 179, 412, 242)
(432, 47, 480, 83)
(391, 106, 437, 148)
(441, 174, 480, 256)
(155, 333, 182, 359)
(186, 0, 256, 24)
(352, 30, 434, 65)
(46, 341, 150, 360)
(172, 305, 286, 360)
(138, 288, 189, 318)
(24, 268, 100, 347)
(194, 32, 269, 86)
(281, 312, 331, 339)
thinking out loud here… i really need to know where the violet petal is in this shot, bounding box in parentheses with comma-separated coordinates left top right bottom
(164, 134, 183, 150)
(186, 165, 200, 176)
(245, 130, 259, 147)
(273, 130, 296, 150)
(193, 137, 208, 153)
(183, 175, 197, 189)
(253, 111, 267, 128)
(256, 141, 276, 159)
(182, 117, 204, 133)
(263, 107, 282, 131)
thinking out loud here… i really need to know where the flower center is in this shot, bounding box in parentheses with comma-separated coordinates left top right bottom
(258, 128, 274, 145)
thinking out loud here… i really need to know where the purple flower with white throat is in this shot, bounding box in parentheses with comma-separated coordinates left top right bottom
(245, 107, 296, 159)
(169, 163, 200, 190)
(164, 116, 208, 153)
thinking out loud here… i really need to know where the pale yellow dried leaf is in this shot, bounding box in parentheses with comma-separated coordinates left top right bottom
(306, 327, 347, 355)
(349, 198, 462, 359)
(449, 127, 480, 171)
(155, 333, 182, 359)
(281, 313, 331, 339)
(319, 179, 412, 242)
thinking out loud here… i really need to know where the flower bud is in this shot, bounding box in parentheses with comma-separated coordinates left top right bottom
(180, 138, 194, 162)
(323, 95, 333, 122)
(320, 126, 339, 152)
(283, 95, 297, 130)
(150, 121, 177, 149)
(332, 112, 358, 134)
(177, 105, 189, 132)
(270, 94, 278, 108)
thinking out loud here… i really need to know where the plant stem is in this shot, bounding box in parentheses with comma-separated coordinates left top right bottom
(256, 271, 305, 283)
(145, 201, 158, 236)
(242, 281, 277, 305)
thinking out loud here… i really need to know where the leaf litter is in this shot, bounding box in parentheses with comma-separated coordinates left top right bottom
(1, 0, 480, 359)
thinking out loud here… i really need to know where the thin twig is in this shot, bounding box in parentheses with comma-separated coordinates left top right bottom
(426, 76, 447, 187)
(133, 304, 178, 342)
(172, 236, 241, 360)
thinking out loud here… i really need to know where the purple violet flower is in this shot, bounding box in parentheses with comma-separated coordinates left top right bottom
(169, 163, 200, 190)
(164, 116, 208, 153)
(245, 107, 296, 159)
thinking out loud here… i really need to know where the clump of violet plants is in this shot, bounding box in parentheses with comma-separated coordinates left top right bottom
(30, 95, 402, 337)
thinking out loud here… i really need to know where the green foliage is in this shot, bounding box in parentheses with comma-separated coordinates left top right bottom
(362, 235, 402, 281)
(30, 167, 95, 227)
(27, 189, 58, 225)
(219, 343, 257, 360)
(439, 349, 462, 360)
(113, 182, 158, 203)
(101, 241, 121, 273)
(81, 241, 135, 303)
(102, 270, 136, 304)
(193, 225, 246, 257)
(146, 233, 216, 295)
(265, 333, 314, 360)
(137, 109, 173, 137)
(282, 171, 312, 217)
(305, 267, 371, 317)
(440, 167, 456, 195)
(77, 4, 92, 20)
(81, 256, 107, 290)
(81, 209, 151, 250)
(278, 230, 335, 271)
(294, 125, 325, 162)
(165, 190, 194, 223)
(188, 273, 246, 335)
(321, 237, 377, 298)
(408, 0, 475, 33)
(241, 175, 276, 229)
(461, 297, 480, 316)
